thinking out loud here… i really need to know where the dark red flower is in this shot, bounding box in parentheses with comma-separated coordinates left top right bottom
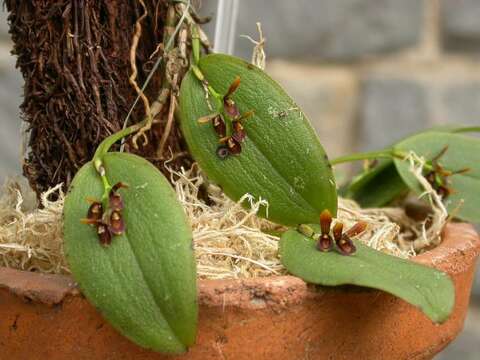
(109, 182, 128, 211)
(112, 182, 128, 192)
(316, 233, 334, 252)
(223, 76, 242, 119)
(314, 210, 366, 255)
(224, 98, 240, 119)
(97, 223, 112, 246)
(108, 210, 125, 236)
(213, 115, 227, 137)
(226, 137, 242, 155)
(232, 121, 246, 142)
(332, 222, 343, 242)
(316, 210, 334, 252)
(424, 146, 470, 200)
(332, 222, 356, 256)
(335, 235, 357, 256)
(87, 201, 103, 222)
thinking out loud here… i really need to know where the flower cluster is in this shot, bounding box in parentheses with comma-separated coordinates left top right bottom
(82, 182, 127, 246)
(424, 146, 469, 199)
(199, 76, 253, 159)
(298, 210, 367, 256)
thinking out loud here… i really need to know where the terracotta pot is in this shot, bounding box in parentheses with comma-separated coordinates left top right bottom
(0, 223, 479, 360)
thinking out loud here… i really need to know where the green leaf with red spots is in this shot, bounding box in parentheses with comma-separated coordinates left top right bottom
(179, 54, 337, 227)
(64, 152, 197, 354)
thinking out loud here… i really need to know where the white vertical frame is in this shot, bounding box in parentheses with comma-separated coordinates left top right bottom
(213, 0, 239, 54)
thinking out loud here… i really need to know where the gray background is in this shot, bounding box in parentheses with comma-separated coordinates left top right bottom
(1, 1, 480, 358)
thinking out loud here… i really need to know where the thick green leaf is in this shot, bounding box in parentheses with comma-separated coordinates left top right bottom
(343, 160, 408, 207)
(279, 226, 454, 323)
(64, 152, 197, 354)
(179, 54, 337, 226)
(393, 132, 480, 223)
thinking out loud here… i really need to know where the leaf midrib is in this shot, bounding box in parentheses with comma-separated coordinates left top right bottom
(118, 230, 181, 345)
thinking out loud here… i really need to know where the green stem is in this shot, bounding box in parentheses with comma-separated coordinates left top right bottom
(191, 23, 200, 66)
(93, 120, 147, 163)
(191, 64, 232, 136)
(92, 119, 148, 205)
(191, 65, 221, 98)
(330, 149, 405, 165)
(92, 119, 147, 205)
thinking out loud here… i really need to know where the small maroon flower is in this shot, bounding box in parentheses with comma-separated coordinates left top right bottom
(423, 146, 469, 200)
(316, 233, 334, 252)
(108, 210, 125, 236)
(109, 193, 124, 212)
(314, 210, 366, 255)
(232, 121, 246, 142)
(223, 76, 241, 119)
(109, 182, 128, 211)
(332, 222, 343, 242)
(82, 181, 129, 246)
(87, 201, 103, 222)
(224, 98, 241, 119)
(226, 137, 242, 155)
(335, 235, 357, 256)
(316, 209, 334, 252)
(332, 222, 356, 256)
(112, 182, 128, 192)
(213, 115, 227, 138)
(97, 223, 112, 246)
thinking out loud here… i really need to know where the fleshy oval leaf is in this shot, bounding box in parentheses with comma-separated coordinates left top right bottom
(393, 132, 480, 223)
(279, 226, 454, 323)
(179, 54, 337, 226)
(342, 159, 408, 207)
(63, 152, 197, 354)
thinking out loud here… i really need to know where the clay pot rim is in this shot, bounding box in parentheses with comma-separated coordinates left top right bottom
(1, 223, 479, 309)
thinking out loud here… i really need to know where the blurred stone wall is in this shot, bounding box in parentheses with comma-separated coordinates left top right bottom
(0, 7, 22, 182)
(233, 0, 480, 161)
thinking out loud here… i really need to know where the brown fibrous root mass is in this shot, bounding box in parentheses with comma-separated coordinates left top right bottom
(6, 0, 194, 197)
